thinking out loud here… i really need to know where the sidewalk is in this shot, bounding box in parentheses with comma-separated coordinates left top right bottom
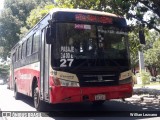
(123, 85, 160, 104)
(134, 84, 160, 89)
(133, 84, 160, 95)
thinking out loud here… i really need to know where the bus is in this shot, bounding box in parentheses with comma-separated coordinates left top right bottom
(10, 8, 133, 111)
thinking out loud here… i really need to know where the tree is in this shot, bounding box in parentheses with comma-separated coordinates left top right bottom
(144, 31, 160, 77)
(26, 4, 55, 28)
(144, 49, 159, 76)
(56, 0, 160, 32)
(0, 64, 10, 81)
(0, 0, 53, 59)
(0, 8, 22, 59)
(128, 0, 159, 32)
(128, 31, 141, 74)
(26, 2, 74, 28)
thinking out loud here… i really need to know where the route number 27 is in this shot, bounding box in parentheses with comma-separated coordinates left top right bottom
(60, 59, 74, 67)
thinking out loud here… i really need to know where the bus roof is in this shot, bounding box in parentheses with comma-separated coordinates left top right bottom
(50, 8, 120, 18)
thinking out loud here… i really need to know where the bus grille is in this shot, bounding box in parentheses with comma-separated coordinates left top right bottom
(77, 71, 119, 87)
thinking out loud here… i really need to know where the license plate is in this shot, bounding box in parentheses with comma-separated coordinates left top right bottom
(95, 94, 106, 100)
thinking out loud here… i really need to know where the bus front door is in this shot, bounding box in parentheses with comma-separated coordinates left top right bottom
(40, 29, 50, 102)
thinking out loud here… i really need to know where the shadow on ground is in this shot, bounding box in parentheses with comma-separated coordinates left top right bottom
(134, 88, 160, 95)
(17, 93, 160, 119)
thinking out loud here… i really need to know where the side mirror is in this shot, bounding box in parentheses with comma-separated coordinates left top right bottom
(46, 25, 56, 44)
(139, 30, 145, 44)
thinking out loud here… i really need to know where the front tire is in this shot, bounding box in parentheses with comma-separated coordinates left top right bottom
(34, 87, 46, 111)
(14, 84, 21, 100)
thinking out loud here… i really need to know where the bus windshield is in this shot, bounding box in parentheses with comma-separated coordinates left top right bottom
(51, 23, 129, 69)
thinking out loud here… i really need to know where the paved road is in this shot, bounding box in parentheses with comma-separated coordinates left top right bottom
(0, 84, 160, 120)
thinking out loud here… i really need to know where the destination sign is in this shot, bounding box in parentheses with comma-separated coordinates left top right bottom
(75, 14, 113, 24)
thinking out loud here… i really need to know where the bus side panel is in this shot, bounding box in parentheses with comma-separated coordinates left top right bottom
(14, 62, 40, 96)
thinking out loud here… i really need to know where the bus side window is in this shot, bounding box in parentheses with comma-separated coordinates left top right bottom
(33, 31, 40, 53)
(16, 49, 19, 62)
(18, 46, 21, 60)
(27, 36, 32, 56)
(12, 53, 16, 63)
(22, 41, 27, 59)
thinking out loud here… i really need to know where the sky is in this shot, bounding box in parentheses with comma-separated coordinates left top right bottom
(0, 0, 4, 11)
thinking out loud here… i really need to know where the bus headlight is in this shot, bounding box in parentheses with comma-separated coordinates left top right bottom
(53, 77, 79, 87)
(60, 79, 80, 87)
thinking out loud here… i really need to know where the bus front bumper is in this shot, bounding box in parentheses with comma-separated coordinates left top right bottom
(49, 83, 133, 104)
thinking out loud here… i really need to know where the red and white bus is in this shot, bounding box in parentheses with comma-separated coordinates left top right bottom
(10, 9, 133, 111)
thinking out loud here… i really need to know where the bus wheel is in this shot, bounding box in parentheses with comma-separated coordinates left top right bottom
(14, 84, 21, 100)
(92, 101, 105, 106)
(33, 87, 45, 111)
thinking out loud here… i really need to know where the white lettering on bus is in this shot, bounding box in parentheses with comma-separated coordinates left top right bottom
(60, 59, 74, 67)
(61, 46, 74, 52)
(61, 53, 73, 59)
(20, 74, 32, 80)
(60, 46, 74, 67)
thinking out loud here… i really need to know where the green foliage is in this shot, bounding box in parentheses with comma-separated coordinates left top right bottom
(128, 31, 141, 68)
(144, 30, 159, 50)
(0, 64, 10, 81)
(26, 4, 55, 28)
(56, 0, 160, 32)
(0, 8, 22, 59)
(143, 30, 160, 76)
(0, 0, 53, 59)
(128, 28, 160, 76)
(56, 0, 132, 14)
(144, 49, 158, 66)
(140, 70, 150, 87)
(55, 0, 74, 8)
(144, 31, 160, 74)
